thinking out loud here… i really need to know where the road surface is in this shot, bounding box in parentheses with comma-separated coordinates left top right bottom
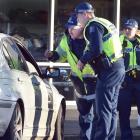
(64, 101, 140, 140)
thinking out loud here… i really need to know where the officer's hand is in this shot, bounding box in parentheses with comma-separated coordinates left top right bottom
(77, 60, 85, 71)
(44, 50, 53, 59)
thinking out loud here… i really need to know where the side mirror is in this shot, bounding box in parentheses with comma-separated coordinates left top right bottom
(44, 67, 60, 78)
(60, 69, 70, 81)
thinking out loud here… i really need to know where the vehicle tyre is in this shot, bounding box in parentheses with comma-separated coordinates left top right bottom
(53, 105, 65, 140)
(4, 103, 23, 140)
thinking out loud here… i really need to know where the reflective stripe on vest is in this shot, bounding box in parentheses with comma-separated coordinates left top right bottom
(71, 71, 97, 78)
(75, 90, 96, 100)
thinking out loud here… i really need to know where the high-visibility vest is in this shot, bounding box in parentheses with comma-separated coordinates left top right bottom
(120, 34, 140, 71)
(56, 34, 95, 81)
(84, 17, 123, 63)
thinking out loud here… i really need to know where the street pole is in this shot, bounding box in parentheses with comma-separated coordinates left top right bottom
(115, 0, 121, 34)
(50, 0, 55, 51)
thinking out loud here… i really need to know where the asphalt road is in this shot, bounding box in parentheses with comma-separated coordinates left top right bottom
(64, 102, 140, 140)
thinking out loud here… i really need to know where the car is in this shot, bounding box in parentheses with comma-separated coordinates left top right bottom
(0, 33, 66, 140)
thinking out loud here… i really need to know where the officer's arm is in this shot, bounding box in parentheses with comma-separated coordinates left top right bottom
(48, 51, 60, 61)
(80, 22, 104, 64)
(48, 35, 68, 62)
(44, 48, 60, 61)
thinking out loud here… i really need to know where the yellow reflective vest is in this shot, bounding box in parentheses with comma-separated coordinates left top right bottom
(55, 34, 95, 81)
(84, 17, 123, 63)
(120, 34, 140, 71)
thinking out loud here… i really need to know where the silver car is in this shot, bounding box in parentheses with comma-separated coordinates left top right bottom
(0, 33, 66, 140)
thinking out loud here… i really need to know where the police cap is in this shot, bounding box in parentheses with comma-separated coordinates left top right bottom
(124, 19, 138, 29)
(75, 2, 94, 13)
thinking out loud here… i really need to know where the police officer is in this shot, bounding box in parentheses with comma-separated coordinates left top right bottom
(118, 19, 140, 140)
(44, 15, 97, 140)
(75, 2, 125, 140)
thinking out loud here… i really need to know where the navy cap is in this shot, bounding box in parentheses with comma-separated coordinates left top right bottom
(124, 19, 138, 29)
(75, 2, 94, 13)
(65, 15, 79, 29)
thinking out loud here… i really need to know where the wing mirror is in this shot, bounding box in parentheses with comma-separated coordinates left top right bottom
(44, 67, 60, 78)
(42, 67, 70, 81)
(59, 69, 70, 81)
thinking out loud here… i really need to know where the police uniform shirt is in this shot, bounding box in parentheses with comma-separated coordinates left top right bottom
(80, 22, 107, 64)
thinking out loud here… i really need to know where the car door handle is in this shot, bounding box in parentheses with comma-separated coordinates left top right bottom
(17, 77, 23, 82)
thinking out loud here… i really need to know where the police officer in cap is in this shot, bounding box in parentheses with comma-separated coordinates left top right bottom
(44, 15, 97, 140)
(75, 2, 125, 140)
(118, 19, 140, 140)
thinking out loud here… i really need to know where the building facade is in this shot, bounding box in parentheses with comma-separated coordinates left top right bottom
(0, 0, 139, 61)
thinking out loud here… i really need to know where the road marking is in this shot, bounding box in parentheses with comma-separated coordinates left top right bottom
(66, 101, 77, 109)
(66, 101, 76, 106)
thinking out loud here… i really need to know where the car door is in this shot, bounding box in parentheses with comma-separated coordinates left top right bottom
(2, 38, 37, 123)
(12, 38, 54, 136)
(15, 40, 54, 135)
(14, 40, 54, 135)
(2, 38, 50, 136)
(26, 62, 50, 131)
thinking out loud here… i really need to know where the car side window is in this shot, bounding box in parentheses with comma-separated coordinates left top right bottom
(3, 46, 14, 69)
(2, 38, 28, 72)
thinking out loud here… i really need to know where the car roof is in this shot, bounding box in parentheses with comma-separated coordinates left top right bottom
(0, 33, 10, 40)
